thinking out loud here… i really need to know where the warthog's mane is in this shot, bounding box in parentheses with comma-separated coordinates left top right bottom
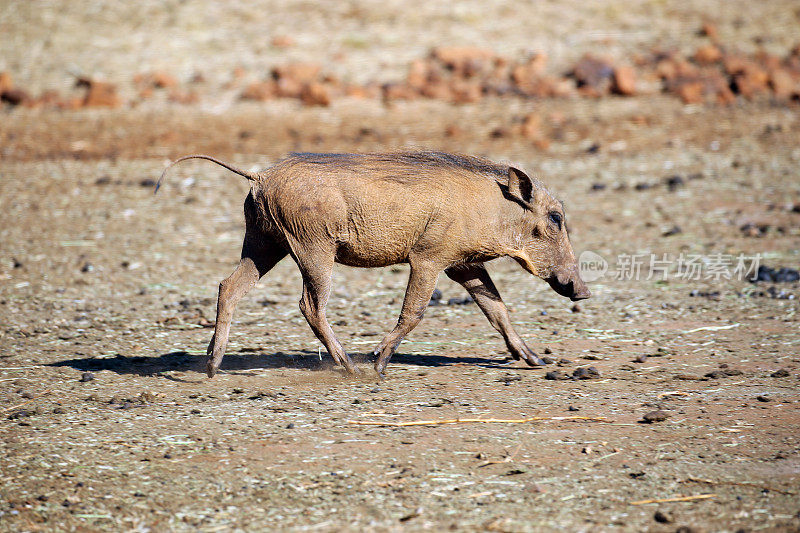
(282, 150, 510, 181)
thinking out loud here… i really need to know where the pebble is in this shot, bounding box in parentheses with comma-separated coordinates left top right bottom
(543, 347, 552, 354)
(704, 369, 743, 379)
(572, 366, 600, 380)
(8, 409, 35, 420)
(641, 410, 669, 423)
(557, 358, 573, 366)
(540, 356, 555, 364)
(568, 405, 580, 412)
(756, 395, 771, 402)
(544, 370, 571, 381)
(771, 369, 790, 378)
(634, 354, 648, 363)
(79, 372, 94, 382)
(654, 510, 673, 523)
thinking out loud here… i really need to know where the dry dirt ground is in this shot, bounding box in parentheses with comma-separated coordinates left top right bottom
(1, 2, 800, 532)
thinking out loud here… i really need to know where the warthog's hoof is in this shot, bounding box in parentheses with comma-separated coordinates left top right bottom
(524, 355, 546, 367)
(206, 361, 218, 378)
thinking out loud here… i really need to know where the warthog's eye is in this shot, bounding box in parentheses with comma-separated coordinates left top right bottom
(548, 211, 562, 230)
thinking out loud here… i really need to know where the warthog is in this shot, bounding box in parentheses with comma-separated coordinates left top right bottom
(157, 151, 590, 377)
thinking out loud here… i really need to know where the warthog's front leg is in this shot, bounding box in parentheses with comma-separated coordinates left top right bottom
(445, 263, 545, 366)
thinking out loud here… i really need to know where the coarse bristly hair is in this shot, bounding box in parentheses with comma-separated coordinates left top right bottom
(283, 150, 511, 180)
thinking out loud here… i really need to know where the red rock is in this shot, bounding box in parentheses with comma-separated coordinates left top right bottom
(345, 83, 379, 99)
(407, 59, 432, 90)
(511, 53, 548, 86)
(382, 82, 418, 101)
(722, 54, 749, 76)
(754, 51, 782, 72)
(731, 64, 769, 98)
(275, 77, 304, 98)
(674, 80, 704, 104)
(299, 82, 331, 106)
(769, 68, 799, 99)
(694, 44, 722, 64)
(168, 89, 199, 104)
(532, 137, 550, 150)
(241, 81, 276, 101)
(656, 58, 698, 81)
(432, 47, 494, 77)
(700, 22, 719, 40)
(271, 35, 294, 48)
(0, 71, 12, 92)
(1, 88, 30, 106)
(520, 113, 541, 139)
(419, 81, 452, 101)
(449, 80, 482, 103)
(444, 124, 463, 138)
(612, 65, 636, 95)
(80, 79, 121, 108)
(272, 63, 321, 84)
(571, 55, 614, 94)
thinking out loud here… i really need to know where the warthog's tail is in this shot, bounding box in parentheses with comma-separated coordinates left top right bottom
(155, 154, 259, 194)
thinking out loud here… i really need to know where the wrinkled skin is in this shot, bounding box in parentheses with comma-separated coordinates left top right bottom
(159, 151, 590, 378)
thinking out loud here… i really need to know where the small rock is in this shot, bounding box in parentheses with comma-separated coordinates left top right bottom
(52, 407, 65, 414)
(286, 423, 295, 429)
(557, 358, 573, 366)
(694, 44, 722, 64)
(299, 82, 331, 106)
(540, 357, 555, 365)
(545, 370, 571, 381)
(78, 77, 121, 108)
(543, 347, 552, 355)
(662, 225, 682, 237)
(572, 366, 600, 380)
(699, 22, 718, 39)
(641, 410, 669, 423)
(611, 65, 636, 95)
(568, 405, 580, 412)
(634, 354, 648, 363)
(665, 175, 685, 191)
(756, 395, 771, 402)
(8, 409, 35, 420)
(771, 369, 790, 378)
(79, 372, 94, 382)
(704, 369, 743, 379)
(429, 288, 443, 306)
(673, 373, 704, 381)
(753, 266, 799, 283)
(654, 510, 673, 523)
(571, 304, 581, 313)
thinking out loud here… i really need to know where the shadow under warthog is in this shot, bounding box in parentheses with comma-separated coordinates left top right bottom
(47, 349, 526, 378)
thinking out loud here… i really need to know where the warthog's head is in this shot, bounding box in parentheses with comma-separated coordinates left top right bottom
(504, 167, 591, 302)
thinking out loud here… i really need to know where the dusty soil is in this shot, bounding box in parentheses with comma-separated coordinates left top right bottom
(1, 2, 799, 531)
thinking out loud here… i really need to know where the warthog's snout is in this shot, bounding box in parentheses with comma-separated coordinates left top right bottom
(546, 271, 591, 301)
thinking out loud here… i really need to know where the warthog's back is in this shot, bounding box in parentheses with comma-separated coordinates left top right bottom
(260, 151, 510, 267)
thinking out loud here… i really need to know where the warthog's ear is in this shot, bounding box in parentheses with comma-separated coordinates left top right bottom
(507, 167, 535, 203)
